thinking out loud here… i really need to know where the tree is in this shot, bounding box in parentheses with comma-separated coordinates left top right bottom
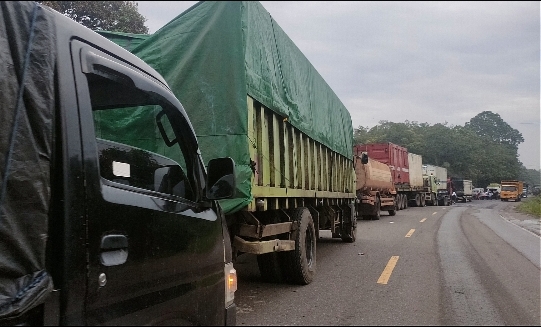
(465, 111, 524, 150)
(351, 111, 524, 187)
(39, 1, 149, 34)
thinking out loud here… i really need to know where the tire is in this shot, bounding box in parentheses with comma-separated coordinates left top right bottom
(282, 207, 316, 285)
(372, 197, 381, 220)
(341, 211, 357, 243)
(421, 195, 426, 207)
(403, 195, 408, 209)
(257, 252, 285, 283)
(415, 194, 421, 207)
(388, 209, 396, 216)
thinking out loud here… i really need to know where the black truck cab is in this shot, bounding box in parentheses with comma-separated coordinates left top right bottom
(0, 2, 236, 325)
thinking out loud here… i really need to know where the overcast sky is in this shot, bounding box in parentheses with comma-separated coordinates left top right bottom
(136, 1, 540, 170)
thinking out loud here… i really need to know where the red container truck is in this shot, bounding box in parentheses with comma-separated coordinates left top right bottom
(356, 142, 447, 208)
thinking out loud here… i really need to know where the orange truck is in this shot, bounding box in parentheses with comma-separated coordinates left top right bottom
(500, 180, 524, 201)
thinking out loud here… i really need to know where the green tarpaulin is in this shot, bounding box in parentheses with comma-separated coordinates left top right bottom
(100, 1, 354, 214)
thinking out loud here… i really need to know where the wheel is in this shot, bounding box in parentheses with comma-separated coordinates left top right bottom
(403, 195, 408, 209)
(415, 194, 421, 207)
(421, 195, 426, 207)
(282, 207, 316, 285)
(388, 209, 396, 216)
(341, 210, 357, 243)
(433, 193, 438, 206)
(372, 197, 381, 220)
(257, 252, 285, 283)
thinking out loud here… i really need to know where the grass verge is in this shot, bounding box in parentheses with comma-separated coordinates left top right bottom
(515, 195, 541, 218)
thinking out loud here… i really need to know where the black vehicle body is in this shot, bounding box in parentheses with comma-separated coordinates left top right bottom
(0, 2, 236, 325)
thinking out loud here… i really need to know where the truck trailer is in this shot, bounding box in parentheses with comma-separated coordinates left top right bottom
(500, 180, 524, 201)
(353, 147, 396, 220)
(101, 1, 357, 285)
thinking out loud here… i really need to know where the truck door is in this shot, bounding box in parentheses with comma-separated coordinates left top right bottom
(70, 41, 227, 325)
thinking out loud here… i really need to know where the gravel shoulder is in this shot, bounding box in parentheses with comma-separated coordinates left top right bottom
(498, 200, 540, 237)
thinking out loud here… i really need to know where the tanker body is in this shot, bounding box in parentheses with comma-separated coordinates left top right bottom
(353, 146, 396, 220)
(356, 143, 427, 209)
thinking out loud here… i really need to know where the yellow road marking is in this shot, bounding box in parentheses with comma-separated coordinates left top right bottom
(405, 229, 415, 237)
(420, 218, 427, 223)
(377, 256, 399, 284)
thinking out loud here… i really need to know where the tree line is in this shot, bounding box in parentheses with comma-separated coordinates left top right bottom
(353, 111, 540, 189)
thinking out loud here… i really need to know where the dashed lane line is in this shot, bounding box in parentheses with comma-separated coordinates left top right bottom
(377, 256, 399, 285)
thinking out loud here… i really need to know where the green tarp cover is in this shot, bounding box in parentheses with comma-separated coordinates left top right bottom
(96, 30, 149, 52)
(102, 1, 353, 214)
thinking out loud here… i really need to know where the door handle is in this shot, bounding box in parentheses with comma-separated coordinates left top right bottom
(100, 234, 128, 266)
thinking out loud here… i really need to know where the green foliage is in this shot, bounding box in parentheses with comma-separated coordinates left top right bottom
(520, 168, 541, 188)
(465, 111, 524, 150)
(516, 196, 541, 217)
(352, 111, 528, 188)
(39, 1, 148, 34)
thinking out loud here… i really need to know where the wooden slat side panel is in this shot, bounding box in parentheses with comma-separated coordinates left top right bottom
(271, 114, 280, 187)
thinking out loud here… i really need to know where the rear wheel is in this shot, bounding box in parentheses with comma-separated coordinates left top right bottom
(415, 194, 421, 207)
(341, 211, 357, 243)
(282, 207, 316, 285)
(372, 197, 381, 220)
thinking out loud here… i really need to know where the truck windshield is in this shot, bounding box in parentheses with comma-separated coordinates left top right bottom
(502, 186, 516, 191)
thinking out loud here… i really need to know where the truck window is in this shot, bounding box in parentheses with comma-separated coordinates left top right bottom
(86, 71, 195, 201)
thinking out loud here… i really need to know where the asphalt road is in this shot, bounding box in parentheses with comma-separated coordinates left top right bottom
(234, 199, 540, 325)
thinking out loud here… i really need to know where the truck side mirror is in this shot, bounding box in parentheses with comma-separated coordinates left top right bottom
(207, 157, 236, 200)
(361, 153, 368, 164)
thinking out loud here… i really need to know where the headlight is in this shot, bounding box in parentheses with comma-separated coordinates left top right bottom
(225, 263, 237, 307)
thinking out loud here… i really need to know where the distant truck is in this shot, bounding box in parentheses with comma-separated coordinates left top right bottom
(423, 164, 451, 206)
(487, 183, 502, 194)
(101, 1, 357, 285)
(353, 147, 396, 220)
(500, 180, 524, 201)
(355, 142, 450, 209)
(451, 178, 473, 202)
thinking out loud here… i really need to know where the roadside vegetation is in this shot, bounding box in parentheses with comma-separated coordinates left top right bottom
(354, 111, 540, 188)
(516, 195, 541, 218)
